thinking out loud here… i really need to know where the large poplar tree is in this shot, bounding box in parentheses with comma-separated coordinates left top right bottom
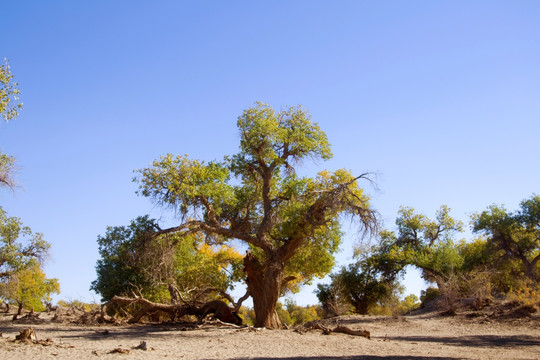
(136, 103, 377, 328)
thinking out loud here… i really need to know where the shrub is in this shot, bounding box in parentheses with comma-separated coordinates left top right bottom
(507, 281, 540, 312)
(420, 287, 440, 306)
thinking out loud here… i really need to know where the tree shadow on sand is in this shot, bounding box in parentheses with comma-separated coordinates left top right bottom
(214, 356, 460, 360)
(389, 334, 539, 348)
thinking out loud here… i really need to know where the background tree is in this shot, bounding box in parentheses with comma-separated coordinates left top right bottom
(314, 282, 349, 317)
(378, 206, 465, 287)
(0, 59, 55, 313)
(315, 238, 406, 317)
(0, 207, 49, 280)
(136, 103, 377, 328)
(91, 216, 244, 304)
(91, 216, 160, 301)
(1, 58, 23, 189)
(328, 259, 398, 315)
(0, 154, 16, 190)
(0, 263, 59, 315)
(0, 58, 23, 122)
(472, 194, 540, 283)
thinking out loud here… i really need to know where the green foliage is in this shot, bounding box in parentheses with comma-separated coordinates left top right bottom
(172, 241, 244, 299)
(272, 301, 321, 326)
(373, 206, 466, 286)
(0, 59, 22, 188)
(284, 299, 320, 325)
(315, 252, 401, 316)
(237, 306, 255, 326)
(420, 287, 440, 305)
(507, 280, 540, 311)
(0, 59, 22, 122)
(0, 207, 50, 279)
(334, 260, 395, 314)
(275, 301, 293, 325)
(314, 282, 351, 317)
(91, 215, 244, 302)
(398, 294, 420, 314)
(91, 216, 160, 301)
(0, 264, 59, 312)
(235, 102, 332, 166)
(472, 195, 540, 282)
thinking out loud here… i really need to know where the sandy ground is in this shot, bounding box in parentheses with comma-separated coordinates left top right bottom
(0, 311, 539, 359)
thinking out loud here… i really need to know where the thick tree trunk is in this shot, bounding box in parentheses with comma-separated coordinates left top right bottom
(244, 252, 283, 329)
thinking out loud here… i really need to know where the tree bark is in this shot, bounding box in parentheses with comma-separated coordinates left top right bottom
(17, 302, 23, 316)
(244, 251, 283, 329)
(523, 256, 539, 282)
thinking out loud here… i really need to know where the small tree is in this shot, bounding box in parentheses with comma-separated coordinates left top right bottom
(329, 260, 396, 315)
(0, 207, 50, 280)
(0, 263, 59, 314)
(314, 282, 349, 317)
(136, 103, 377, 328)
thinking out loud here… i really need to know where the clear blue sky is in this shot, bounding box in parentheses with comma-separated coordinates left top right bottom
(1, 1, 539, 305)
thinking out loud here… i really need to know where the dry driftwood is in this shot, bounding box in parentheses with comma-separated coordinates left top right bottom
(332, 325, 371, 338)
(300, 322, 370, 339)
(15, 328, 37, 341)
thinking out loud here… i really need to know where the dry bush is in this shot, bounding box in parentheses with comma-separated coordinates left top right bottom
(459, 270, 493, 310)
(507, 280, 540, 313)
(436, 274, 460, 315)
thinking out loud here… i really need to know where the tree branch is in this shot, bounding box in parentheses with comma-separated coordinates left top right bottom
(154, 221, 272, 254)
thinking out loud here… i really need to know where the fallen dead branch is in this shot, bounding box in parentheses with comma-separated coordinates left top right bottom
(12, 328, 74, 348)
(15, 328, 37, 342)
(109, 347, 130, 354)
(105, 295, 242, 325)
(298, 322, 370, 339)
(332, 325, 371, 338)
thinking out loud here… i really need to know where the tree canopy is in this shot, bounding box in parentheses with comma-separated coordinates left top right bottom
(366, 206, 465, 287)
(0, 263, 59, 314)
(0, 58, 22, 122)
(91, 215, 244, 304)
(0, 59, 22, 189)
(0, 208, 50, 280)
(135, 102, 378, 328)
(473, 195, 540, 282)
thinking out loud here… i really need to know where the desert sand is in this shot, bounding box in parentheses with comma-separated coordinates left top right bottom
(0, 309, 539, 359)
